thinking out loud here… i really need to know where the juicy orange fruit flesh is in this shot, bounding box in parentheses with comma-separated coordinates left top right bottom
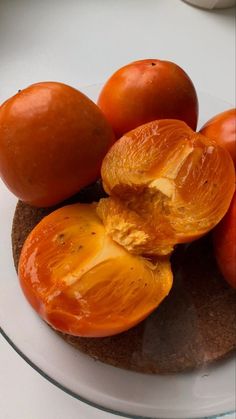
(100, 119, 235, 256)
(18, 203, 172, 337)
(18, 119, 234, 337)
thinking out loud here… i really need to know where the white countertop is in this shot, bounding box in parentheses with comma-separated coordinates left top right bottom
(0, 1, 235, 418)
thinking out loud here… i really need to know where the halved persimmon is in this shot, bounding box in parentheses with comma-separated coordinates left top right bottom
(99, 119, 235, 256)
(18, 203, 172, 337)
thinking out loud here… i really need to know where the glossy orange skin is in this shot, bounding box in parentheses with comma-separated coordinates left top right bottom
(0, 82, 115, 207)
(200, 109, 236, 166)
(98, 59, 198, 138)
(18, 203, 172, 337)
(213, 192, 236, 288)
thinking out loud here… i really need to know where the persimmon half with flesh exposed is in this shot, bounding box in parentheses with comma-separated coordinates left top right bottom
(18, 203, 172, 337)
(98, 119, 235, 256)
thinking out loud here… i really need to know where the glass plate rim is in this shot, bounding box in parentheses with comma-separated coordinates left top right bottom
(1, 327, 235, 419)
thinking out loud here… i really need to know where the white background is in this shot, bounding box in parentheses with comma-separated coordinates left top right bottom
(0, 1, 235, 418)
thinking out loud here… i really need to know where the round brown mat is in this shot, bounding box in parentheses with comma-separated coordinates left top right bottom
(11, 183, 236, 374)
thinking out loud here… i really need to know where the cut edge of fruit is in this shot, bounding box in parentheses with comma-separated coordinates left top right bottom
(97, 197, 175, 256)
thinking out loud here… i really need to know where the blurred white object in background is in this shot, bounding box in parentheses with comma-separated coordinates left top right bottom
(183, 0, 236, 9)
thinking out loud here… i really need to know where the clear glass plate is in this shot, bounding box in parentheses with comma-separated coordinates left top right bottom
(0, 85, 235, 419)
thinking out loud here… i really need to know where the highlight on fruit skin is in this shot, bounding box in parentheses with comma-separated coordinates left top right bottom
(99, 119, 235, 256)
(0, 81, 115, 207)
(97, 58, 199, 137)
(18, 203, 173, 337)
(213, 191, 236, 289)
(200, 108, 236, 167)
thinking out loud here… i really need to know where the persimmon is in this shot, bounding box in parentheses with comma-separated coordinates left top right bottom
(0, 82, 115, 207)
(213, 191, 236, 288)
(18, 203, 173, 337)
(98, 59, 198, 138)
(98, 120, 235, 256)
(200, 109, 236, 166)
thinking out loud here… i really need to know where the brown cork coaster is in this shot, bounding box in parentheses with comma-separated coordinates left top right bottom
(11, 183, 236, 374)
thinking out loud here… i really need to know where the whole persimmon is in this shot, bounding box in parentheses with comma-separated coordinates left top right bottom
(213, 192, 236, 288)
(98, 59, 198, 138)
(0, 82, 115, 207)
(18, 203, 172, 337)
(98, 120, 235, 256)
(200, 108, 236, 166)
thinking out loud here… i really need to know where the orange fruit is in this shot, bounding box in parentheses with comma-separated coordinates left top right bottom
(18, 203, 172, 337)
(99, 119, 235, 255)
(0, 82, 115, 207)
(200, 108, 236, 166)
(98, 59, 198, 138)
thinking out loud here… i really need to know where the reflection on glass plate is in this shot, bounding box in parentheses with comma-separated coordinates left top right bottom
(0, 85, 235, 419)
